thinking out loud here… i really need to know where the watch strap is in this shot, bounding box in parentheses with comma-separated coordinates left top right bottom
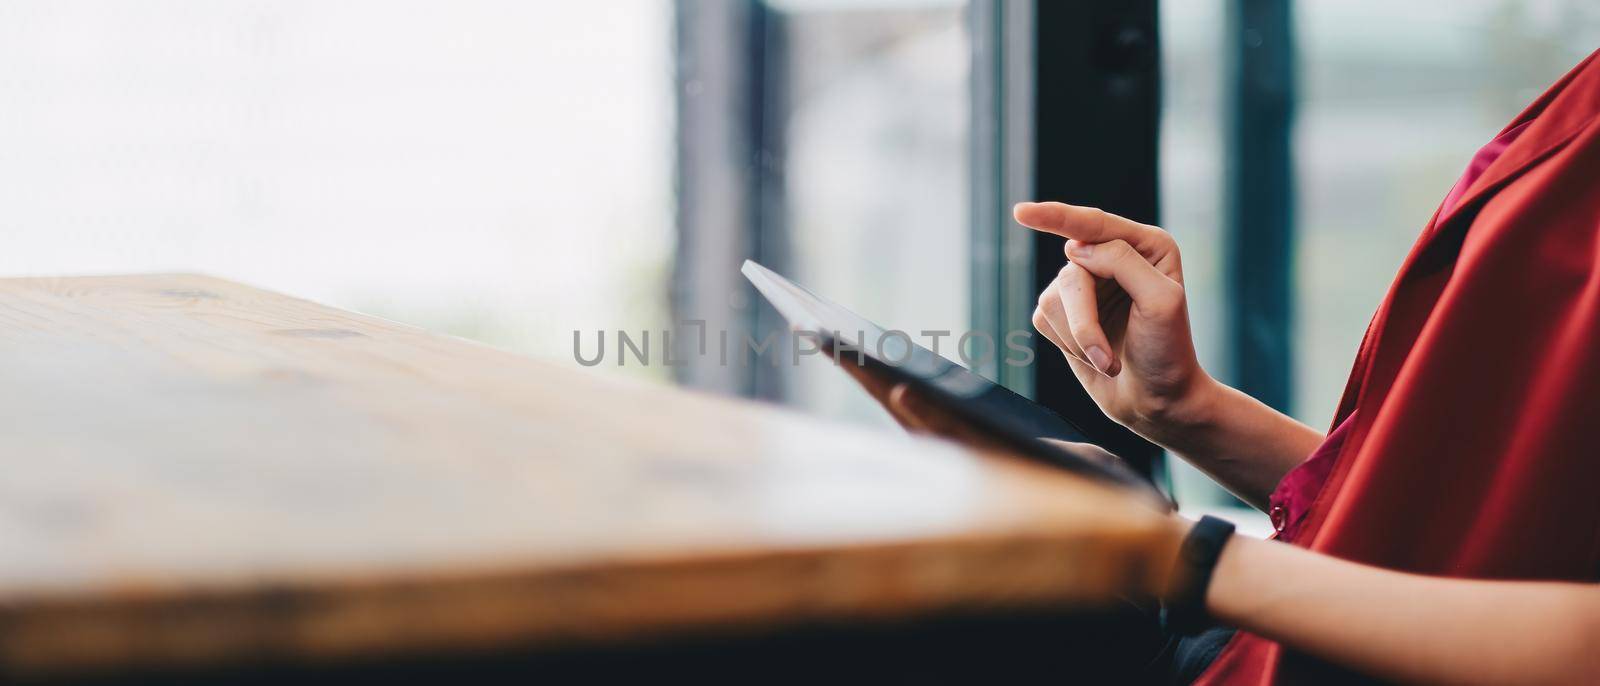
(1162, 514, 1236, 635)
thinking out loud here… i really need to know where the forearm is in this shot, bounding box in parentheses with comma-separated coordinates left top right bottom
(1135, 376, 1323, 509)
(1206, 533, 1600, 685)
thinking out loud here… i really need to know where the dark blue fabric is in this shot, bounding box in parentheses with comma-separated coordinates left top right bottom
(1169, 626, 1236, 684)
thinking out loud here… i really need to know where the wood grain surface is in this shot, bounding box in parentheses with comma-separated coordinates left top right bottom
(0, 274, 1178, 677)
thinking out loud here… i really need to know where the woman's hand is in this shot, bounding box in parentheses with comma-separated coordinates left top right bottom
(834, 357, 1123, 471)
(881, 379, 1128, 471)
(1014, 201, 1323, 508)
(1013, 202, 1216, 438)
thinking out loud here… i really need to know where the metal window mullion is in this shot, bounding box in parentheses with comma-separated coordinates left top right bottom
(970, 0, 1035, 395)
(1224, 0, 1296, 414)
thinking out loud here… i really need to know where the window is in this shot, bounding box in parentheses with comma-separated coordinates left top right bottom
(674, 0, 972, 427)
(779, 3, 972, 426)
(0, 1, 675, 372)
(1158, 1, 1236, 507)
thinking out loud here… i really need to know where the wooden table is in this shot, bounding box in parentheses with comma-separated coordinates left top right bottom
(0, 275, 1178, 682)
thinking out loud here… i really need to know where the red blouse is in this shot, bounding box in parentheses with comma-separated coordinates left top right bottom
(1265, 118, 1533, 543)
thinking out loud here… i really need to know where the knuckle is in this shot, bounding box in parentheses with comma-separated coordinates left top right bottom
(1069, 322, 1098, 343)
(1089, 207, 1110, 236)
(1058, 262, 1089, 288)
(1041, 284, 1062, 307)
(1151, 227, 1182, 258)
(1142, 283, 1186, 317)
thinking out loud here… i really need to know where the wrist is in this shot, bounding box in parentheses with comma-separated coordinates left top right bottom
(1160, 514, 1237, 635)
(1150, 515, 1195, 594)
(1127, 372, 1226, 450)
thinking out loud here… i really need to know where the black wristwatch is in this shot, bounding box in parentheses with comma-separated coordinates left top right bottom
(1162, 515, 1236, 635)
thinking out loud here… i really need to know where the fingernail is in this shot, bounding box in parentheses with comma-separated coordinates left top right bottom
(1085, 345, 1112, 374)
(1067, 241, 1094, 259)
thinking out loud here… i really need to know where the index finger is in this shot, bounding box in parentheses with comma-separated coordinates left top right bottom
(1013, 202, 1160, 245)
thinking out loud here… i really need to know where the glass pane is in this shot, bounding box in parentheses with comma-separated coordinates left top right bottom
(0, 1, 674, 377)
(1158, 3, 1228, 383)
(772, 1, 971, 426)
(1159, 2, 1231, 507)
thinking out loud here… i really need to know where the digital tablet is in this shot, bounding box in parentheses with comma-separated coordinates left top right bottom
(742, 260, 1165, 503)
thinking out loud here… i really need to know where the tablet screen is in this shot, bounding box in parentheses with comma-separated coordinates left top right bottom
(742, 260, 947, 381)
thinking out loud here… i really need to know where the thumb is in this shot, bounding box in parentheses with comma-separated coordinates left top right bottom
(885, 383, 934, 433)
